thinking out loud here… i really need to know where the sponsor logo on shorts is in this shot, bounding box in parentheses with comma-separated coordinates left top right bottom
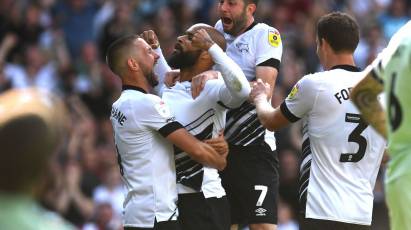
(255, 207, 267, 216)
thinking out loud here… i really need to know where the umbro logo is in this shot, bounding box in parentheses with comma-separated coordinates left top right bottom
(255, 207, 267, 216)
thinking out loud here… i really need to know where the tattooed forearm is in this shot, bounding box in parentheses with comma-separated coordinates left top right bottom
(351, 75, 387, 139)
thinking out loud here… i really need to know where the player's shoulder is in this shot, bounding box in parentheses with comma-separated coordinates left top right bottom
(250, 23, 282, 48)
(203, 78, 225, 94)
(254, 23, 280, 33)
(292, 72, 328, 94)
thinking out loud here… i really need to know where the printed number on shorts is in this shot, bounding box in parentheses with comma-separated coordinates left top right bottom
(254, 185, 268, 206)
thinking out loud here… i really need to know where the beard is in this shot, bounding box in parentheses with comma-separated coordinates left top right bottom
(145, 71, 159, 88)
(223, 9, 248, 36)
(168, 49, 202, 69)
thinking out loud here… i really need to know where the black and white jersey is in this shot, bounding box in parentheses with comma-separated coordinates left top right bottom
(281, 66, 386, 225)
(110, 86, 183, 228)
(215, 20, 283, 148)
(159, 44, 250, 197)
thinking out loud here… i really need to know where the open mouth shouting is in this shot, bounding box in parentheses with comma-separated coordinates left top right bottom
(221, 16, 233, 29)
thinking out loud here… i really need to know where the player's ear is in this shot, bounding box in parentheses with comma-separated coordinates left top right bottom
(127, 57, 140, 72)
(246, 3, 256, 15)
(199, 51, 214, 66)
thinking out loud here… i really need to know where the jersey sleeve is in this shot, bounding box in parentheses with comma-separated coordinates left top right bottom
(153, 47, 172, 96)
(136, 95, 183, 137)
(280, 76, 318, 122)
(208, 44, 250, 108)
(255, 27, 283, 69)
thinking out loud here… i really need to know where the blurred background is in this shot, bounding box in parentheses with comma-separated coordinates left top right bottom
(1, 0, 409, 229)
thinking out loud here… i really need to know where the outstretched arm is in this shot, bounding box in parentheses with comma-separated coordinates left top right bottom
(141, 30, 171, 94)
(192, 29, 250, 107)
(351, 71, 386, 139)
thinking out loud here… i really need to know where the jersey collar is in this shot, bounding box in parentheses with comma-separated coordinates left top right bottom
(122, 85, 147, 94)
(245, 21, 257, 33)
(331, 65, 360, 72)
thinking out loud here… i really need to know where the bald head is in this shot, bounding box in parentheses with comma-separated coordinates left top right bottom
(0, 88, 66, 193)
(188, 23, 227, 51)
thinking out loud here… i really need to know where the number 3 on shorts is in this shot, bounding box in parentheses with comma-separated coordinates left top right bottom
(255, 185, 268, 206)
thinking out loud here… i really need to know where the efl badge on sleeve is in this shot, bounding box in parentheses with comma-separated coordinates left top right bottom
(155, 101, 172, 118)
(287, 83, 299, 100)
(268, 31, 281, 47)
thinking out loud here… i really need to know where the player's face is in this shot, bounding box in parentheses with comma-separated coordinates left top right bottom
(168, 29, 202, 69)
(136, 39, 160, 87)
(218, 0, 250, 36)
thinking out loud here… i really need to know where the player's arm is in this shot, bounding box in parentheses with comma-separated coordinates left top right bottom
(164, 127, 227, 171)
(250, 79, 290, 131)
(191, 29, 250, 107)
(141, 30, 171, 94)
(255, 66, 278, 99)
(351, 69, 387, 139)
(254, 29, 282, 99)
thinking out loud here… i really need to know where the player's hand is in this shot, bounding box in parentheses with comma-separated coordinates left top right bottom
(164, 70, 180, 88)
(204, 130, 228, 158)
(140, 30, 160, 49)
(250, 79, 271, 103)
(191, 70, 219, 99)
(191, 29, 215, 51)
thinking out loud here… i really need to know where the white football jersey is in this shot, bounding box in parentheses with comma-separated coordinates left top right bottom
(282, 66, 386, 225)
(160, 44, 250, 198)
(162, 80, 227, 198)
(215, 20, 283, 149)
(110, 86, 182, 228)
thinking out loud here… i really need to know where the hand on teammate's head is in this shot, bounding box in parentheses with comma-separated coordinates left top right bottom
(140, 30, 159, 49)
(191, 29, 215, 51)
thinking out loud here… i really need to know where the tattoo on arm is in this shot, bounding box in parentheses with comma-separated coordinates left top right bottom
(352, 75, 387, 139)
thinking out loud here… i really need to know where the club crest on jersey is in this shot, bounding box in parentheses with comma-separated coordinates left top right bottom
(268, 31, 281, 47)
(287, 83, 299, 99)
(235, 42, 249, 53)
(155, 101, 172, 119)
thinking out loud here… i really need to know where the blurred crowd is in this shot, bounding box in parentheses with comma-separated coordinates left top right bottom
(0, 0, 409, 229)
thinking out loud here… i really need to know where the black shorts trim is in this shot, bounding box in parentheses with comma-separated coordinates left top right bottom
(299, 216, 371, 230)
(159, 121, 184, 137)
(280, 102, 300, 122)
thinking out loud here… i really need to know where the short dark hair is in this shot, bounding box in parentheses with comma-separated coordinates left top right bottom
(106, 34, 140, 77)
(244, 0, 259, 5)
(317, 12, 359, 53)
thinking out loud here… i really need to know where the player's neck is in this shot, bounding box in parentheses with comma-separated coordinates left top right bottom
(323, 53, 355, 71)
(122, 73, 150, 93)
(235, 17, 255, 36)
(180, 63, 211, 82)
